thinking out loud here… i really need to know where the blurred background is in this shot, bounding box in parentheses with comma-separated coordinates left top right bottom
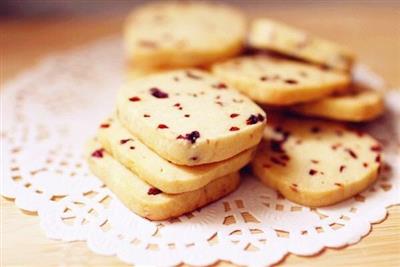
(1, 0, 399, 87)
(1, 0, 399, 17)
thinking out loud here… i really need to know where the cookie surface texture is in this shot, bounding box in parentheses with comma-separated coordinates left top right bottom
(124, 1, 246, 69)
(117, 69, 266, 166)
(291, 90, 384, 122)
(212, 55, 350, 105)
(86, 140, 240, 221)
(251, 115, 381, 206)
(249, 18, 354, 71)
(97, 116, 255, 194)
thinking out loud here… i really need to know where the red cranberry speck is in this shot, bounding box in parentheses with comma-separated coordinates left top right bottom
(212, 83, 227, 89)
(150, 87, 169, 98)
(158, 124, 169, 129)
(309, 169, 317, 175)
(129, 96, 141, 102)
(147, 187, 162, 195)
(91, 148, 105, 158)
(246, 113, 264, 125)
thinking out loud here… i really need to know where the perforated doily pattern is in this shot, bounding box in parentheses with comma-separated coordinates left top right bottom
(1, 37, 399, 267)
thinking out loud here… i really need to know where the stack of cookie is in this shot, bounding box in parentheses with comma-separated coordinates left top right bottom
(87, 69, 266, 220)
(86, 1, 385, 218)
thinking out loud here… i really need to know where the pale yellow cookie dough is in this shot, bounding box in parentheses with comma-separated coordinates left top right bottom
(86, 140, 240, 221)
(97, 116, 255, 194)
(117, 69, 266, 166)
(249, 18, 355, 71)
(291, 90, 384, 122)
(124, 1, 246, 69)
(212, 55, 350, 105)
(252, 116, 381, 207)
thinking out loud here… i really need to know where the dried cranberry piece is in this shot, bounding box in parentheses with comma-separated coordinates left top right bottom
(309, 169, 317, 175)
(147, 187, 162, 195)
(339, 165, 346, 172)
(331, 143, 342, 150)
(212, 83, 227, 89)
(375, 154, 381, 163)
(158, 124, 169, 129)
(129, 96, 141, 102)
(370, 144, 382, 152)
(229, 126, 240, 131)
(345, 148, 358, 159)
(185, 131, 200, 144)
(230, 113, 239, 118)
(100, 124, 110, 128)
(150, 87, 169, 98)
(284, 79, 298, 84)
(120, 139, 132, 145)
(246, 113, 264, 125)
(91, 148, 105, 158)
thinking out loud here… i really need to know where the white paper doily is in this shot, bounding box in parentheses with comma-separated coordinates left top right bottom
(1, 37, 399, 267)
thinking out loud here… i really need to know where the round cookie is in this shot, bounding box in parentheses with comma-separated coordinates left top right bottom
(124, 1, 246, 69)
(97, 116, 256, 194)
(212, 55, 350, 105)
(291, 90, 384, 122)
(117, 69, 266, 166)
(86, 140, 240, 221)
(252, 115, 382, 207)
(248, 18, 355, 71)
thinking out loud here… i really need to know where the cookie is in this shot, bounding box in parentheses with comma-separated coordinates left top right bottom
(291, 90, 384, 122)
(124, 1, 246, 69)
(248, 18, 354, 71)
(86, 140, 240, 220)
(117, 69, 266, 166)
(251, 115, 382, 206)
(97, 116, 255, 194)
(212, 55, 350, 105)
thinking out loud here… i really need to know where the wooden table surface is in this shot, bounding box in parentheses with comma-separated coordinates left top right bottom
(1, 3, 400, 267)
